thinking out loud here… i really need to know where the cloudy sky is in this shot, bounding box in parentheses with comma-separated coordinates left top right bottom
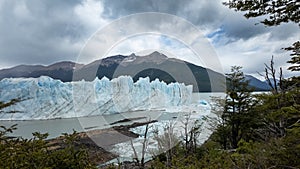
(0, 0, 298, 78)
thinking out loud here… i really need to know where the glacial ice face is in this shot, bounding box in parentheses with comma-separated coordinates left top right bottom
(0, 76, 193, 120)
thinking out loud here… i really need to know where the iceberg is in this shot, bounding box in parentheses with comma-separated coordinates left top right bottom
(0, 76, 193, 120)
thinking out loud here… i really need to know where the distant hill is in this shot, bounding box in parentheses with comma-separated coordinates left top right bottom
(0, 52, 271, 92)
(0, 61, 84, 82)
(245, 75, 271, 91)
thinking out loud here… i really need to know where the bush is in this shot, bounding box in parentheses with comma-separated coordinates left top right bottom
(0, 126, 96, 169)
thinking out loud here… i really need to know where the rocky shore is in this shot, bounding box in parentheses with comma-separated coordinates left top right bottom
(47, 120, 157, 166)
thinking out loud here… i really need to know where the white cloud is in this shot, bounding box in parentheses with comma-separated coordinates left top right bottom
(74, 0, 108, 32)
(214, 31, 299, 77)
(105, 34, 195, 60)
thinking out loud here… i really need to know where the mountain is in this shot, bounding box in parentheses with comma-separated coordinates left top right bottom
(72, 51, 226, 92)
(263, 78, 280, 88)
(245, 75, 271, 91)
(0, 61, 84, 82)
(0, 52, 271, 92)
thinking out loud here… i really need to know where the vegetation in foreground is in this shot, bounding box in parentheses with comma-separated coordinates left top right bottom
(145, 66, 299, 169)
(0, 126, 97, 169)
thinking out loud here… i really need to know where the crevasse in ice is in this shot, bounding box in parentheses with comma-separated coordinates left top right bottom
(0, 76, 193, 120)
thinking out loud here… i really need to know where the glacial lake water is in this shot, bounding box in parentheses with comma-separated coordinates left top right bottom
(1, 92, 225, 139)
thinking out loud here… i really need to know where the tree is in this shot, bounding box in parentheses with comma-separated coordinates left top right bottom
(282, 41, 300, 90)
(130, 123, 150, 168)
(259, 55, 284, 94)
(281, 42, 300, 89)
(179, 113, 203, 155)
(153, 121, 178, 168)
(284, 41, 300, 72)
(223, 66, 256, 148)
(253, 89, 300, 139)
(223, 0, 300, 26)
(255, 55, 300, 139)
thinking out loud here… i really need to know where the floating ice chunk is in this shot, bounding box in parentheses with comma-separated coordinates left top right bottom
(199, 99, 208, 106)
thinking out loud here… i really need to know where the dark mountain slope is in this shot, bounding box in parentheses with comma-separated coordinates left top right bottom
(73, 52, 226, 92)
(0, 52, 270, 92)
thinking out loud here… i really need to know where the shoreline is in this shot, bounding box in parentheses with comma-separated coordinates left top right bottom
(47, 120, 158, 166)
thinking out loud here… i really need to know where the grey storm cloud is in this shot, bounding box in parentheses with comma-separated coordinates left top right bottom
(101, 0, 298, 41)
(220, 14, 299, 42)
(0, 0, 298, 77)
(101, 0, 225, 27)
(101, 0, 187, 18)
(221, 16, 267, 40)
(0, 0, 86, 67)
(268, 23, 299, 41)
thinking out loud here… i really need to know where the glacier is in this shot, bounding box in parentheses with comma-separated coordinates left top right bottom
(0, 76, 193, 120)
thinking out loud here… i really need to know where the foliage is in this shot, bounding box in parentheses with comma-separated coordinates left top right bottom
(223, 0, 300, 26)
(253, 88, 300, 139)
(0, 98, 23, 113)
(149, 1, 300, 168)
(284, 41, 300, 72)
(148, 67, 299, 169)
(150, 92, 299, 168)
(282, 76, 300, 90)
(0, 126, 96, 169)
(0, 96, 97, 168)
(223, 66, 258, 148)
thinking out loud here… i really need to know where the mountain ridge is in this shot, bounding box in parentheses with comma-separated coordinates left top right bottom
(0, 52, 270, 92)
